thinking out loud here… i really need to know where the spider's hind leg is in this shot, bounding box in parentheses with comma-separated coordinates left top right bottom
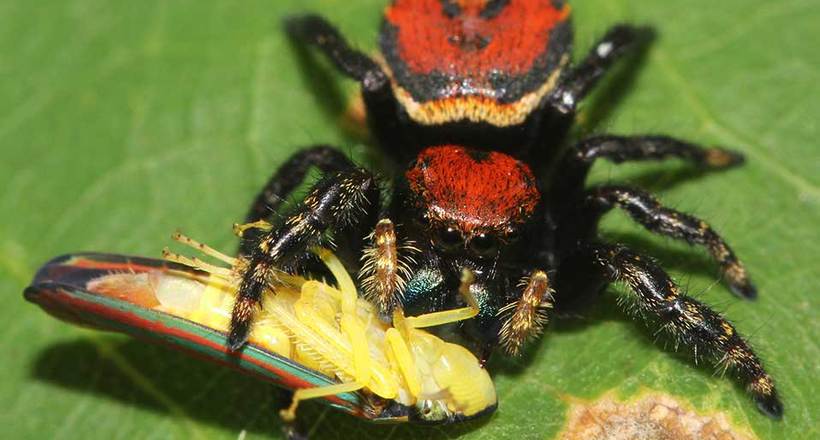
(581, 242, 782, 419)
(549, 25, 654, 114)
(285, 14, 386, 89)
(285, 14, 400, 151)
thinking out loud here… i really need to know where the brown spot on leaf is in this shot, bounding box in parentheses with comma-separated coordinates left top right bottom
(559, 393, 756, 440)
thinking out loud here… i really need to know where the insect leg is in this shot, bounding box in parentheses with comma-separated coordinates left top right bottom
(549, 25, 654, 114)
(230, 168, 379, 350)
(386, 270, 481, 398)
(234, 220, 274, 238)
(584, 242, 782, 419)
(280, 382, 365, 422)
(313, 248, 373, 385)
(498, 270, 555, 356)
(278, 249, 377, 422)
(401, 269, 480, 329)
(585, 185, 756, 299)
(385, 327, 422, 398)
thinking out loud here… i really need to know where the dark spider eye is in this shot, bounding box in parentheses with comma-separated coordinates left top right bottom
(505, 230, 521, 243)
(435, 227, 463, 252)
(469, 233, 499, 257)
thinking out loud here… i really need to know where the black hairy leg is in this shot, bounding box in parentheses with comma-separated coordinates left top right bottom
(285, 14, 386, 88)
(552, 135, 745, 197)
(243, 146, 356, 225)
(549, 25, 654, 114)
(585, 243, 782, 418)
(230, 168, 379, 350)
(285, 15, 400, 148)
(573, 135, 745, 169)
(241, 146, 356, 255)
(585, 185, 756, 299)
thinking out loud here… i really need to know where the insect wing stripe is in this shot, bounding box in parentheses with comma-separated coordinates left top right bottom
(26, 237, 499, 424)
(23, 254, 368, 417)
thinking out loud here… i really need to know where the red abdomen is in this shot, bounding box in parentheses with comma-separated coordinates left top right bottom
(381, 0, 572, 127)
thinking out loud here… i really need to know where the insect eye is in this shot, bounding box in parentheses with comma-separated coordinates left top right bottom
(469, 233, 499, 257)
(435, 227, 463, 252)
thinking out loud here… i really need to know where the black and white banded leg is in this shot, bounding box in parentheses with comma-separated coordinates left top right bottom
(586, 243, 782, 418)
(240, 146, 357, 256)
(231, 168, 379, 350)
(585, 185, 756, 299)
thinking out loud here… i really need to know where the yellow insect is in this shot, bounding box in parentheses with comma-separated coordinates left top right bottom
(154, 230, 498, 423)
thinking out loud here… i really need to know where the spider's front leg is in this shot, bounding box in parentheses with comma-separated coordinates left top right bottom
(230, 168, 379, 350)
(585, 243, 782, 418)
(243, 146, 356, 227)
(240, 146, 358, 257)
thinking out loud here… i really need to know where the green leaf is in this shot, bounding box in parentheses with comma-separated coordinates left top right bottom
(1, 0, 817, 438)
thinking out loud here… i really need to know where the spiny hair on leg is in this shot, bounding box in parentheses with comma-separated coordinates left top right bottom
(498, 271, 554, 356)
(331, 170, 378, 226)
(359, 219, 418, 311)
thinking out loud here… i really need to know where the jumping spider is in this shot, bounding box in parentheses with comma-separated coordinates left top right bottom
(230, 0, 782, 419)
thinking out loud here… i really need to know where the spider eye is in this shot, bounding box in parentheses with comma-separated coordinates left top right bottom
(505, 230, 522, 244)
(469, 233, 499, 257)
(435, 227, 463, 252)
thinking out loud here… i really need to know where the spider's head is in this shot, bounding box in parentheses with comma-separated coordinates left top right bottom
(404, 145, 541, 268)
